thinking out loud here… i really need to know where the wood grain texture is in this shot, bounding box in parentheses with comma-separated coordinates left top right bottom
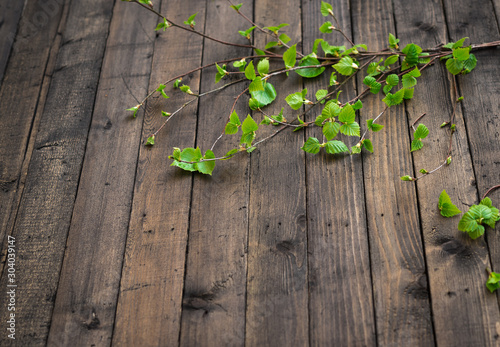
(178, 1, 251, 346)
(0, 0, 67, 266)
(46, 1, 158, 345)
(393, 0, 500, 345)
(350, 0, 435, 345)
(112, 0, 205, 345)
(0, 0, 24, 86)
(441, 0, 500, 324)
(245, 0, 309, 345)
(0, 0, 115, 344)
(301, 1, 376, 346)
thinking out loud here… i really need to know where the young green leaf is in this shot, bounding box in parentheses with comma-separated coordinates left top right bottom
(312, 38, 323, 55)
(238, 26, 256, 40)
(400, 175, 415, 181)
(386, 74, 399, 86)
(257, 58, 270, 76)
(296, 54, 325, 78)
(242, 114, 259, 133)
(325, 140, 349, 154)
(316, 89, 328, 103)
(367, 119, 384, 132)
(161, 111, 171, 117)
(321, 100, 341, 118)
(446, 58, 463, 75)
(279, 33, 291, 45)
(388, 33, 399, 49)
(384, 54, 399, 66)
(321, 41, 345, 57)
(333, 56, 358, 76)
(301, 137, 321, 154)
(338, 104, 355, 123)
(180, 147, 203, 162)
(250, 82, 277, 108)
(362, 139, 374, 153)
(382, 89, 404, 107)
(285, 89, 308, 110)
(173, 79, 181, 88)
(463, 53, 477, 74)
(353, 100, 363, 110)
(155, 18, 171, 31)
(329, 72, 338, 86)
(249, 77, 264, 93)
(403, 88, 414, 99)
(320, 1, 333, 16)
(240, 132, 256, 147)
(195, 150, 216, 175)
(184, 13, 197, 27)
(230, 110, 241, 125)
(319, 21, 335, 34)
(414, 123, 429, 139)
(146, 135, 155, 146)
(265, 41, 279, 49)
(245, 61, 256, 80)
(230, 3, 243, 11)
(438, 190, 462, 217)
(323, 121, 340, 140)
(453, 47, 470, 61)
(283, 44, 297, 70)
(340, 122, 360, 137)
(127, 105, 140, 118)
(402, 73, 417, 88)
(410, 139, 423, 152)
(225, 122, 239, 135)
(363, 76, 381, 94)
(486, 272, 500, 293)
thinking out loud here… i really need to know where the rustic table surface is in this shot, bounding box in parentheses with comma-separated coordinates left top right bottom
(0, 0, 499, 345)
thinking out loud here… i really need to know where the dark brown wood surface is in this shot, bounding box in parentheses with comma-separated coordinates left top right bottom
(0, 0, 499, 346)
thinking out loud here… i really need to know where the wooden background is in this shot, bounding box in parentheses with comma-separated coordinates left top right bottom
(0, 0, 499, 345)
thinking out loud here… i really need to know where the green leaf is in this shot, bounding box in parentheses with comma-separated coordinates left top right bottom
(363, 139, 374, 153)
(486, 272, 500, 293)
(320, 1, 333, 16)
(382, 89, 404, 107)
(180, 85, 192, 94)
(367, 119, 384, 132)
(279, 33, 291, 44)
(302, 137, 321, 154)
(401, 43, 422, 68)
(338, 104, 355, 123)
(225, 148, 239, 157)
(238, 26, 256, 39)
(458, 211, 479, 232)
(240, 132, 256, 147)
(329, 72, 338, 86)
(403, 88, 414, 99)
(467, 225, 485, 240)
(249, 76, 264, 93)
(321, 41, 345, 57)
(325, 140, 349, 154)
(257, 58, 269, 76)
(452, 37, 468, 49)
(155, 18, 170, 31)
(180, 147, 202, 162)
(230, 3, 242, 11)
(400, 175, 414, 181)
(195, 150, 216, 175)
(316, 89, 328, 102)
(386, 74, 399, 86)
(333, 56, 358, 76)
(171, 147, 181, 161)
(184, 13, 197, 27)
(363, 76, 382, 94)
(414, 123, 429, 139)
(127, 105, 139, 118)
(161, 111, 170, 117)
(351, 143, 362, 154)
(312, 39, 323, 55)
(171, 160, 196, 172)
(254, 48, 266, 56)
(230, 111, 241, 125)
(407, 67, 421, 77)
(480, 197, 493, 208)
(242, 114, 259, 133)
(383, 84, 393, 95)
(285, 89, 307, 110)
(264, 23, 289, 34)
(146, 135, 155, 146)
(283, 44, 297, 69)
(247, 146, 257, 153)
(340, 122, 360, 136)
(296, 55, 325, 78)
(319, 21, 335, 34)
(353, 100, 363, 110)
(250, 82, 277, 108)
(323, 121, 340, 140)
(173, 79, 181, 88)
(438, 190, 462, 217)
(265, 41, 279, 49)
(245, 61, 256, 80)
(215, 72, 224, 84)
(384, 54, 399, 66)
(463, 53, 477, 73)
(321, 101, 341, 118)
(410, 139, 423, 152)
(402, 74, 417, 88)
(225, 122, 239, 135)
(388, 33, 399, 49)
(446, 58, 464, 75)
(453, 47, 470, 61)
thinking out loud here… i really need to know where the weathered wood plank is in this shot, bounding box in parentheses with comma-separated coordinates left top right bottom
(393, 0, 500, 345)
(0, 0, 67, 265)
(301, 1, 376, 346)
(112, 0, 205, 344)
(245, 0, 308, 345)
(350, 0, 435, 345)
(46, 1, 159, 345)
(442, 0, 500, 323)
(178, 1, 251, 346)
(0, 0, 24, 86)
(0, 0, 115, 344)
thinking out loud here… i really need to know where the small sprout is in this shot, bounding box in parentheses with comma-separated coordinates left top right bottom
(440, 121, 449, 128)
(127, 105, 141, 118)
(400, 175, 415, 181)
(419, 168, 428, 174)
(446, 156, 452, 165)
(180, 85, 194, 95)
(146, 135, 155, 146)
(487, 271, 500, 293)
(451, 124, 456, 132)
(161, 111, 171, 117)
(457, 96, 464, 102)
(173, 79, 182, 88)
